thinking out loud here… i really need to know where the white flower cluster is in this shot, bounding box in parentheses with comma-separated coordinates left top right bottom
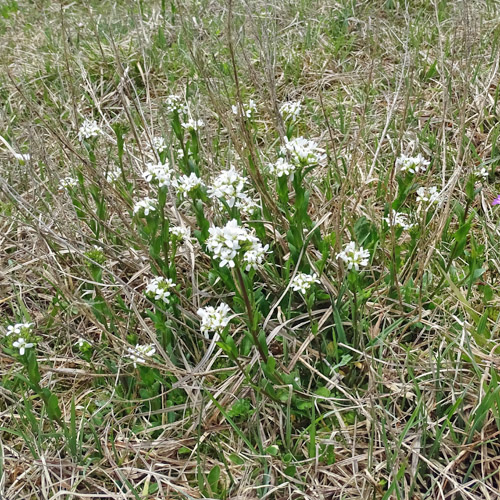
(133, 197, 157, 216)
(6, 322, 33, 337)
(152, 136, 167, 153)
(105, 167, 121, 183)
(165, 94, 188, 114)
(170, 225, 191, 241)
(59, 176, 78, 191)
(384, 211, 414, 230)
(142, 161, 173, 188)
(197, 302, 231, 338)
(182, 119, 204, 131)
(5, 323, 35, 355)
(208, 166, 254, 210)
(145, 276, 175, 303)
(172, 173, 203, 198)
(242, 240, 270, 272)
(396, 153, 430, 174)
(337, 241, 370, 271)
(474, 166, 488, 179)
(232, 99, 257, 118)
(78, 119, 102, 141)
(290, 272, 319, 294)
(281, 136, 326, 165)
(280, 101, 302, 122)
(206, 219, 269, 269)
(416, 186, 439, 204)
(127, 344, 156, 368)
(268, 158, 295, 178)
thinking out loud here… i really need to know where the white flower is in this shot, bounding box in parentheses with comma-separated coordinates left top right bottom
(6, 323, 33, 337)
(59, 176, 78, 191)
(243, 240, 270, 271)
(76, 338, 91, 348)
(172, 173, 203, 198)
(78, 119, 102, 141)
(170, 225, 191, 241)
(290, 272, 319, 294)
(142, 161, 173, 187)
(208, 166, 249, 208)
(127, 344, 156, 368)
(145, 276, 175, 303)
(197, 303, 231, 338)
(105, 167, 121, 183)
(152, 136, 167, 153)
(182, 119, 204, 131)
(206, 219, 269, 269)
(232, 99, 257, 118)
(268, 158, 296, 178)
(165, 95, 188, 114)
(12, 337, 34, 355)
(237, 195, 258, 214)
(133, 197, 157, 216)
(416, 186, 439, 204)
(396, 153, 430, 174)
(474, 166, 488, 179)
(280, 101, 302, 122)
(336, 241, 370, 271)
(281, 136, 326, 165)
(384, 211, 414, 230)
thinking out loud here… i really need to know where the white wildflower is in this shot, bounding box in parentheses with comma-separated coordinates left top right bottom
(416, 186, 439, 204)
(172, 173, 203, 198)
(127, 344, 156, 368)
(76, 338, 91, 348)
(142, 161, 173, 187)
(133, 197, 157, 216)
(12, 337, 34, 355)
(268, 158, 296, 178)
(336, 241, 370, 271)
(59, 176, 78, 191)
(170, 225, 191, 241)
(152, 136, 167, 153)
(384, 211, 414, 230)
(197, 302, 231, 338)
(242, 240, 270, 271)
(232, 99, 257, 118)
(6, 323, 33, 337)
(145, 276, 174, 303)
(208, 166, 248, 208)
(165, 95, 188, 114)
(280, 101, 302, 122)
(206, 219, 268, 269)
(105, 167, 121, 183)
(237, 195, 258, 214)
(78, 119, 102, 141)
(474, 166, 488, 179)
(396, 153, 430, 174)
(290, 272, 319, 295)
(281, 136, 326, 165)
(182, 119, 204, 131)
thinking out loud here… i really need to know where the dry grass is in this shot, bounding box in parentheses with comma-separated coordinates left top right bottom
(1, 0, 500, 498)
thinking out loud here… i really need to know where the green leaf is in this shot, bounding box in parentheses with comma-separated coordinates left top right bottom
(207, 465, 220, 493)
(46, 393, 62, 422)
